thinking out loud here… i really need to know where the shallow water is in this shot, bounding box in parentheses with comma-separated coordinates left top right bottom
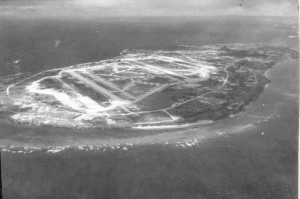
(0, 16, 298, 148)
(0, 16, 298, 199)
(0, 60, 297, 150)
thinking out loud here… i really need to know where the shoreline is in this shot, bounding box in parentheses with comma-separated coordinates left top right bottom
(0, 48, 298, 150)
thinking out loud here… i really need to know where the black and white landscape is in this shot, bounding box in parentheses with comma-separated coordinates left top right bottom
(0, 0, 298, 198)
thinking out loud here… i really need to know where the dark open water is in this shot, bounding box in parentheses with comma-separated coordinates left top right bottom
(0, 16, 298, 199)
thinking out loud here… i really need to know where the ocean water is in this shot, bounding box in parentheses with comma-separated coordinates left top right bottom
(0, 16, 298, 199)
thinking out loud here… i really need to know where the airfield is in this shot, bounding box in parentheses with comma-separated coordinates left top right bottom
(0, 43, 298, 129)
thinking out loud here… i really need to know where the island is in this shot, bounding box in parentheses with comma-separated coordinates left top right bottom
(0, 43, 298, 129)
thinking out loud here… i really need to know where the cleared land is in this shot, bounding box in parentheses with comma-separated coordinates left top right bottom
(0, 43, 298, 128)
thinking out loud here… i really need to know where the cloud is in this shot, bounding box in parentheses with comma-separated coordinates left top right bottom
(253, 1, 298, 15)
(0, 0, 298, 16)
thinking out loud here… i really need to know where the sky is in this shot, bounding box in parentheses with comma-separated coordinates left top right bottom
(0, 0, 298, 17)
